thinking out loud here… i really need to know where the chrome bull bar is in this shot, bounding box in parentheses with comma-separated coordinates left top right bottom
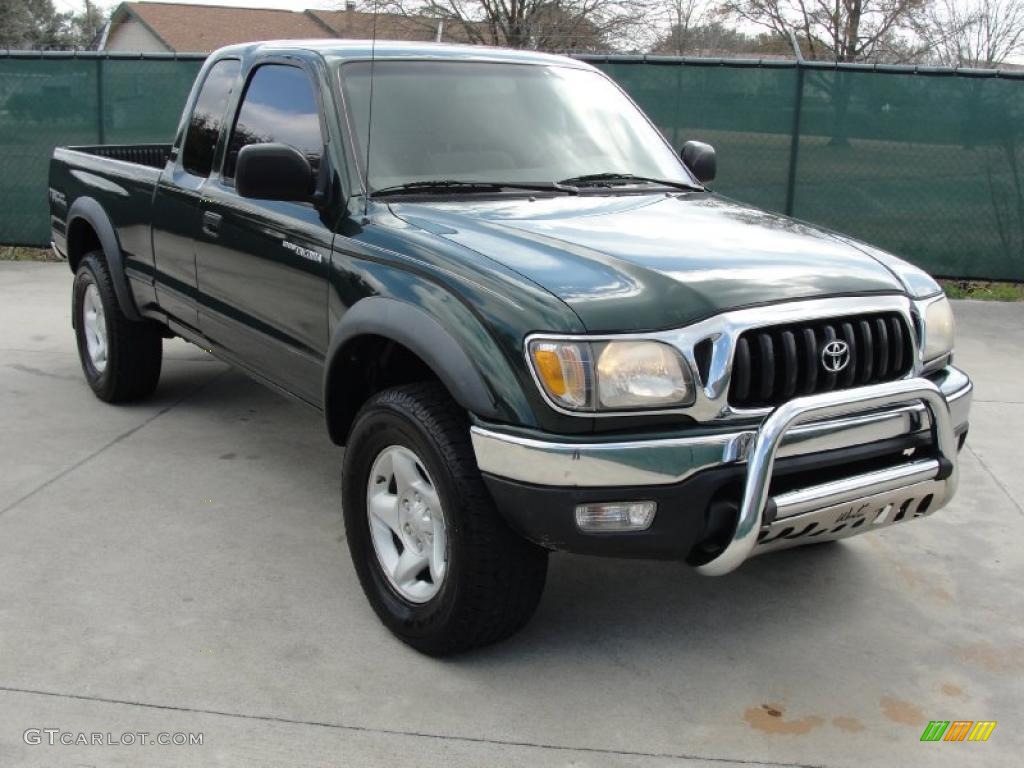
(695, 378, 958, 576)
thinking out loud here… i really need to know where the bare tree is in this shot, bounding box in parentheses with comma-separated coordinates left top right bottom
(0, 0, 107, 50)
(76, 0, 105, 49)
(657, 0, 708, 54)
(719, 0, 929, 62)
(913, 0, 1024, 67)
(653, 16, 780, 55)
(378, 0, 659, 52)
(654, 0, 771, 55)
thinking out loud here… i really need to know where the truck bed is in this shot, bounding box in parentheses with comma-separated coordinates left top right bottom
(48, 144, 173, 302)
(63, 144, 172, 170)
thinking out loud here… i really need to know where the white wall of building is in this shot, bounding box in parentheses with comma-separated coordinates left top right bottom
(103, 21, 169, 52)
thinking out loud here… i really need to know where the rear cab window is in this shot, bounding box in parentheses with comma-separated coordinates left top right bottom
(182, 58, 241, 177)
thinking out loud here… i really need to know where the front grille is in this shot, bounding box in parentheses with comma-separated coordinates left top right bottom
(728, 312, 913, 408)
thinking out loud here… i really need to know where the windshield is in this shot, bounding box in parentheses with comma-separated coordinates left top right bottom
(337, 60, 693, 193)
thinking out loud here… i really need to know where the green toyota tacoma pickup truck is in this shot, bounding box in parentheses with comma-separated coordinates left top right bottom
(49, 41, 972, 655)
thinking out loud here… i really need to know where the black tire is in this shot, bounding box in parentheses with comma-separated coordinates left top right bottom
(342, 382, 548, 656)
(73, 251, 162, 403)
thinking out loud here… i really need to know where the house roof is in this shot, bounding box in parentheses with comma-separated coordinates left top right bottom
(105, 2, 463, 53)
(109, 2, 333, 52)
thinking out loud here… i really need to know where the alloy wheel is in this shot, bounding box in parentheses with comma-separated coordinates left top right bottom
(366, 445, 448, 603)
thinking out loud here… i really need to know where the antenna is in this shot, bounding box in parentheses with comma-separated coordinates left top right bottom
(362, 0, 379, 219)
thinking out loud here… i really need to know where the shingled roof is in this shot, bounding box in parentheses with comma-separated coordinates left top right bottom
(103, 2, 461, 53)
(107, 3, 332, 52)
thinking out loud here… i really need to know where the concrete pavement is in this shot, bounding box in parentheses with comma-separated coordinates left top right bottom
(1, 261, 1022, 767)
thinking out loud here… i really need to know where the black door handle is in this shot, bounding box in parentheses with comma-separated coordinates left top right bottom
(201, 211, 222, 237)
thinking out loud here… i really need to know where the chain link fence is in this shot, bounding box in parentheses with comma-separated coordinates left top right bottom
(2, 50, 1022, 280)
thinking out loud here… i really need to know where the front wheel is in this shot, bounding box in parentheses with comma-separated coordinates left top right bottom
(342, 383, 548, 656)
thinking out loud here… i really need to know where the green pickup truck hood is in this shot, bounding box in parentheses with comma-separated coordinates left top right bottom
(390, 193, 906, 333)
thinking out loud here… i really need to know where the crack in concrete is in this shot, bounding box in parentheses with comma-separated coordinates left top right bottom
(0, 371, 227, 520)
(0, 685, 822, 768)
(967, 444, 1024, 517)
(0, 348, 76, 355)
(0, 346, 223, 363)
(7, 363, 79, 381)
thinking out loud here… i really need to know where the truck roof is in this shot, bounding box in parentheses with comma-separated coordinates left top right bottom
(212, 39, 592, 68)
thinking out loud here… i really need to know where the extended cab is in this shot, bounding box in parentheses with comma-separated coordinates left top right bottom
(49, 41, 972, 655)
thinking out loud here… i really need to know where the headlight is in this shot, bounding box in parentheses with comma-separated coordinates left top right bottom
(597, 341, 692, 408)
(920, 296, 955, 363)
(528, 339, 694, 412)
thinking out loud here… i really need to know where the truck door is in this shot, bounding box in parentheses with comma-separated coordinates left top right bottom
(194, 62, 332, 406)
(151, 58, 240, 330)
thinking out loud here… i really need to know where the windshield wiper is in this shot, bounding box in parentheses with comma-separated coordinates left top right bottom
(557, 173, 701, 192)
(371, 179, 575, 197)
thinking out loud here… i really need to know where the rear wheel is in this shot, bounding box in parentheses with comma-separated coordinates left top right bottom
(342, 383, 548, 656)
(73, 252, 162, 402)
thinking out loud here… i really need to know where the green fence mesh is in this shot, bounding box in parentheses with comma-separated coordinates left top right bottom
(791, 68, 1024, 281)
(0, 54, 203, 247)
(600, 61, 799, 215)
(1, 53, 1022, 281)
(100, 58, 204, 144)
(593, 59, 1024, 281)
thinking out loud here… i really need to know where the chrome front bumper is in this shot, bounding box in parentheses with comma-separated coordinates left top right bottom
(472, 367, 971, 574)
(695, 377, 959, 575)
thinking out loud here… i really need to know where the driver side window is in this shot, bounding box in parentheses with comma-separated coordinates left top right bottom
(222, 64, 323, 181)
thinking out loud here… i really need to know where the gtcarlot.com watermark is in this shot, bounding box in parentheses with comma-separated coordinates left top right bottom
(24, 729, 203, 746)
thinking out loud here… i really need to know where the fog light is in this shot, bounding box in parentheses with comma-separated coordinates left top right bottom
(575, 501, 657, 532)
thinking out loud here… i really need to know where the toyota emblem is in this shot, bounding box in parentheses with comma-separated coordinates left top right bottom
(821, 340, 850, 373)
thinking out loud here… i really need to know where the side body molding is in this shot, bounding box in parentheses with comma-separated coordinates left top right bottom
(324, 297, 501, 443)
(66, 197, 142, 322)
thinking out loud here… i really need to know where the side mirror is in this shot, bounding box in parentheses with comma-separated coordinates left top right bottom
(681, 140, 716, 183)
(236, 143, 313, 202)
